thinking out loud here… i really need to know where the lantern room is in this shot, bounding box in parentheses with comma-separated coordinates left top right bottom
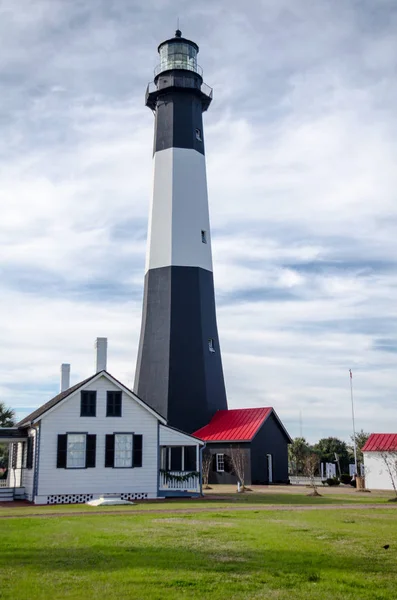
(155, 30, 202, 78)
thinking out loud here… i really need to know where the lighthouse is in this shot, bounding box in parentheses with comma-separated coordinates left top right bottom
(134, 30, 228, 433)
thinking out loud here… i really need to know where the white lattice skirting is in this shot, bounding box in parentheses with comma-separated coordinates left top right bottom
(46, 492, 149, 505)
(47, 494, 94, 504)
(120, 492, 148, 501)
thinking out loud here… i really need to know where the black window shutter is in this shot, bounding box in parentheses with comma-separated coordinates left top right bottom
(57, 435, 67, 468)
(86, 435, 96, 468)
(26, 437, 34, 470)
(133, 434, 143, 467)
(212, 454, 217, 471)
(170, 447, 182, 471)
(11, 444, 18, 469)
(184, 446, 196, 472)
(105, 434, 115, 467)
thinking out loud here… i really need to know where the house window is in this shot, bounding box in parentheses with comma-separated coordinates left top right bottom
(216, 453, 225, 472)
(107, 391, 122, 417)
(66, 434, 86, 469)
(57, 434, 96, 469)
(208, 338, 215, 353)
(80, 391, 96, 417)
(195, 128, 202, 141)
(114, 434, 133, 468)
(201, 230, 207, 244)
(106, 434, 143, 468)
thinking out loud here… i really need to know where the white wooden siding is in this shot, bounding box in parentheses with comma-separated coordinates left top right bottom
(37, 375, 159, 498)
(364, 452, 396, 491)
(160, 425, 203, 447)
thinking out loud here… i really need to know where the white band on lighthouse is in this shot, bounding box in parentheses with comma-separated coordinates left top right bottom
(145, 147, 213, 273)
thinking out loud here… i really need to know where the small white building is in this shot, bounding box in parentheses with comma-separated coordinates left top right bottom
(0, 339, 203, 504)
(362, 433, 397, 491)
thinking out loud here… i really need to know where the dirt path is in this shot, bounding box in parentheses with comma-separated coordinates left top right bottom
(1, 503, 396, 519)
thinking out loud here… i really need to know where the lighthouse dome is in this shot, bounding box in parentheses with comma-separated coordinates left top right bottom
(156, 31, 201, 77)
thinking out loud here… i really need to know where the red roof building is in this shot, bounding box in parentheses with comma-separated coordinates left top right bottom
(362, 433, 397, 491)
(193, 407, 291, 486)
(194, 407, 274, 441)
(362, 433, 397, 452)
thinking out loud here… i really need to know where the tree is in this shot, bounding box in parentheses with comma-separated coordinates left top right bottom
(202, 452, 212, 489)
(303, 452, 321, 496)
(288, 437, 311, 475)
(348, 430, 370, 467)
(0, 401, 16, 470)
(0, 401, 15, 427)
(230, 446, 246, 490)
(314, 437, 350, 474)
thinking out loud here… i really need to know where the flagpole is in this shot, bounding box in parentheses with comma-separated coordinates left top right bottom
(349, 369, 358, 475)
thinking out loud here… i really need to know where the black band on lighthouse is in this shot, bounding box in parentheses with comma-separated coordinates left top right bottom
(153, 91, 205, 155)
(134, 266, 227, 433)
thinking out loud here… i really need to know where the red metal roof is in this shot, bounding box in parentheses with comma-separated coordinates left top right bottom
(362, 433, 397, 452)
(193, 407, 272, 442)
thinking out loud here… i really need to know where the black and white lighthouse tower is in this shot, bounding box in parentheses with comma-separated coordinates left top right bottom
(134, 30, 228, 433)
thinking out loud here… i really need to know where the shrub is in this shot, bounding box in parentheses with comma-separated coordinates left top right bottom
(326, 477, 340, 486)
(340, 473, 352, 485)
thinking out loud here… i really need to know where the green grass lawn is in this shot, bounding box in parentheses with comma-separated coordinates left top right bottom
(1, 507, 397, 599)
(0, 489, 394, 517)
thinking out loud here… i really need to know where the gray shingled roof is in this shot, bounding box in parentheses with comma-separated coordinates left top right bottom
(17, 374, 98, 427)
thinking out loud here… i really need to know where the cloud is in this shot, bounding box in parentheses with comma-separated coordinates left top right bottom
(1, 0, 397, 442)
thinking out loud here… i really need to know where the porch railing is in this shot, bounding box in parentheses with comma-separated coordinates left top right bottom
(289, 476, 324, 485)
(159, 471, 200, 491)
(0, 479, 10, 488)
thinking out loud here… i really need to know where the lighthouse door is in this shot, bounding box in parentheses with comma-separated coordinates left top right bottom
(266, 454, 273, 484)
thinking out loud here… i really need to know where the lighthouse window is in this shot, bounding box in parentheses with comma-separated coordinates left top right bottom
(208, 338, 215, 353)
(201, 230, 207, 244)
(195, 128, 202, 141)
(159, 42, 197, 74)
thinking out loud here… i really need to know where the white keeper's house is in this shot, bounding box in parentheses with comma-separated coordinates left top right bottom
(0, 338, 203, 504)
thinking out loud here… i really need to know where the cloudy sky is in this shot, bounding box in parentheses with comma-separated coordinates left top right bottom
(1, 0, 397, 442)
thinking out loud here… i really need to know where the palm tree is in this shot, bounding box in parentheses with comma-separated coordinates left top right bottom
(0, 401, 16, 427)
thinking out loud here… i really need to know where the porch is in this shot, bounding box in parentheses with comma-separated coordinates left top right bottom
(0, 428, 29, 501)
(158, 424, 203, 496)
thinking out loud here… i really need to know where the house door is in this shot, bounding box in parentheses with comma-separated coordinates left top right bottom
(266, 454, 273, 484)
